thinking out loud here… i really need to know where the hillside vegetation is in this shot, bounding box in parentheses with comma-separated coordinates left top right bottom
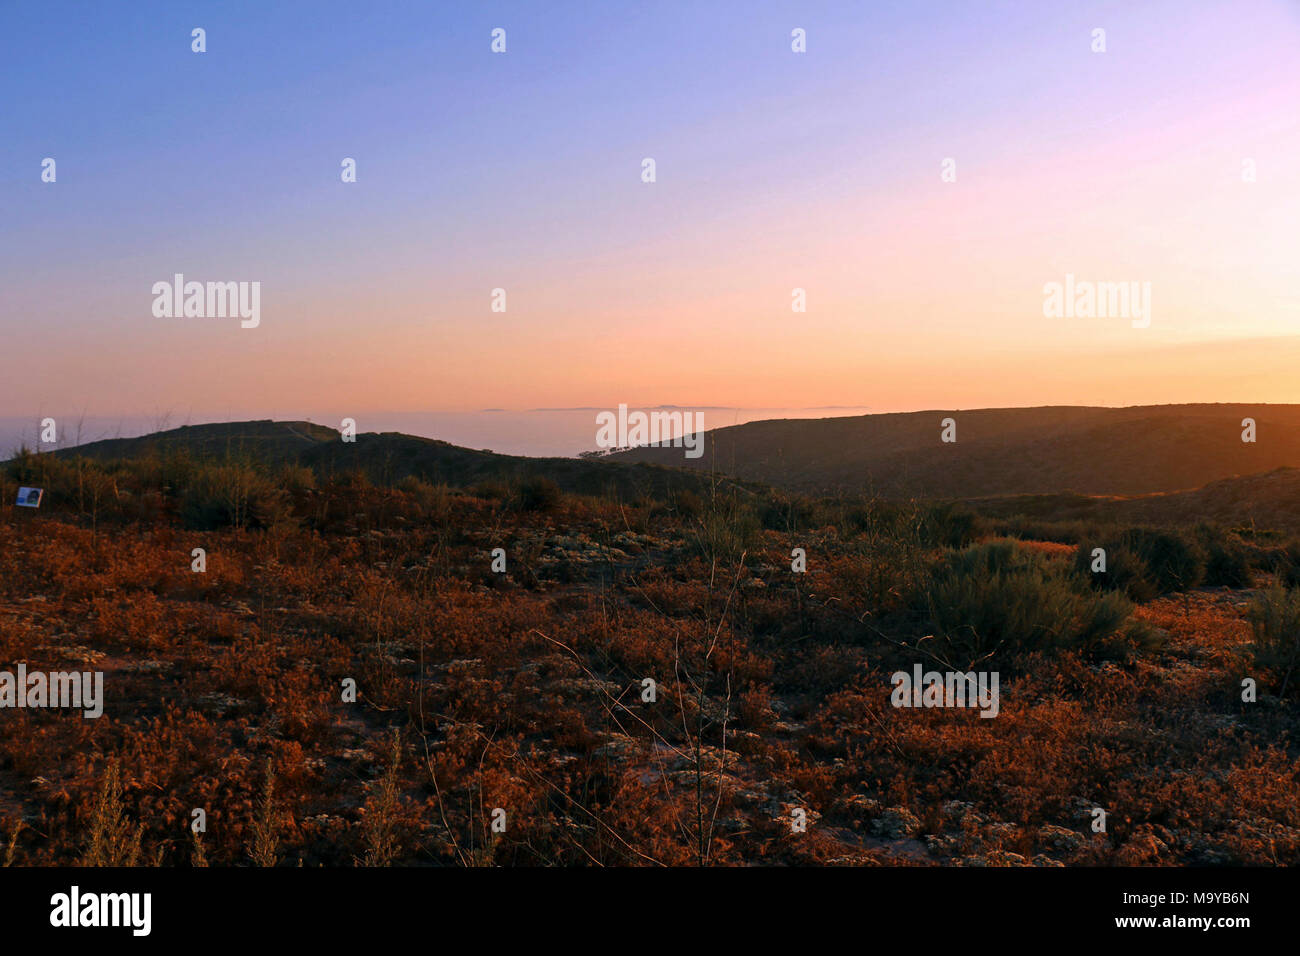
(611, 404, 1300, 498)
(38, 420, 753, 507)
(1, 430, 1297, 866)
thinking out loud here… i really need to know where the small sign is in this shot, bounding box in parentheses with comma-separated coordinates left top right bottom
(16, 487, 43, 508)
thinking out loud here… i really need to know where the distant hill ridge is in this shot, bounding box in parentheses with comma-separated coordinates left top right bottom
(42, 419, 749, 501)
(47, 420, 341, 464)
(608, 403, 1300, 498)
(32, 404, 1300, 503)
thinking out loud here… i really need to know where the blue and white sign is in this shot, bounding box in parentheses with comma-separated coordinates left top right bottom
(15, 487, 43, 508)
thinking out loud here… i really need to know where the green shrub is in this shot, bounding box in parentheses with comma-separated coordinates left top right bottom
(1074, 539, 1155, 601)
(687, 493, 761, 564)
(1090, 618, 1171, 664)
(1246, 587, 1300, 698)
(1197, 527, 1252, 589)
(1130, 528, 1205, 593)
(180, 463, 293, 530)
(1078, 527, 1206, 599)
(918, 540, 1133, 665)
(1265, 538, 1300, 588)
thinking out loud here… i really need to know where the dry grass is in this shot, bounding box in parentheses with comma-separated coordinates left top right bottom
(0, 468, 1296, 867)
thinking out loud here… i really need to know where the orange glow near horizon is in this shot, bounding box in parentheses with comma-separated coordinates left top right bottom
(4, 1, 1298, 422)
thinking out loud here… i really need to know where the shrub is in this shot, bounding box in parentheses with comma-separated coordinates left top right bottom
(1246, 587, 1300, 698)
(279, 464, 317, 496)
(673, 489, 702, 519)
(919, 540, 1133, 665)
(1266, 538, 1300, 588)
(361, 732, 405, 866)
(919, 501, 980, 549)
(515, 476, 562, 512)
(687, 493, 760, 565)
(1100, 618, 1172, 663)
(82, 761, 143, 867)
(180, 463, 293, 530)
(470, 479, 509, 501)
(3, 445, 43, 485)
(248, 759, 280, 868)
(1197, 526, 1253, 589)
(1129, 528, 1205, 593)
(397, 475, 451, 521)
(988, 517, 1094, 546)
(1074, 540, 1157, 602)
(758, 494, 816, 532)
(1078, 527, 1206, 599)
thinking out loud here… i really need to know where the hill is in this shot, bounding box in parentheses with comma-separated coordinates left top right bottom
(48, 419, 749, 502)
(35, 410, 1300, 527)
(53, 420, 340, 464)
(967, 466, 1300, 532)
(608, 404, 1300, 498)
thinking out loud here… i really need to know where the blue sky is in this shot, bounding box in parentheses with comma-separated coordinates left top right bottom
(2, 1, 1297, 424)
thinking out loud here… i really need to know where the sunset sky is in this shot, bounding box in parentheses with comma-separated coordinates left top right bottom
(3, 0, 1298, 428)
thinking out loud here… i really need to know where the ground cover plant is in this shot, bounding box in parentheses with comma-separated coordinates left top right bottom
(1, 447, 1297, 867)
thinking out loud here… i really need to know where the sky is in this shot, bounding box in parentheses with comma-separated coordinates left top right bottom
(2, 0, 1298, 437)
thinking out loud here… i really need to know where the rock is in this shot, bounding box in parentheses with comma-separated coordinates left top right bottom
(1037, 823, 1084, 853)
(871, 807, 922, 839)
(964, 850, 1029, 867)
(925, 833, 959, 855)
(838, 794, 881, 818)
(1114, 826, 1168, 865)
(592, 734, 640, 761)
(121, 659, 170, 674)
(550, 676, 621, 698)
(194, 692, 245, 716)
(941, 800, 982, 826)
